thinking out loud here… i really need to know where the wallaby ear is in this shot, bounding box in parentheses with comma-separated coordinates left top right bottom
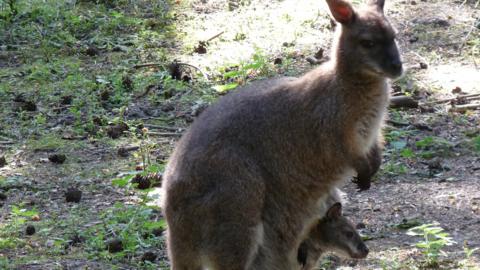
(367, 0, 385, 12)
(325, 0, 355, 25)
(326, 202, 342, 219)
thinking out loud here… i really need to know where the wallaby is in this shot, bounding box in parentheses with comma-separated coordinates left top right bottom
(162, 0, 401, 269)
(297, 203, 369, 270)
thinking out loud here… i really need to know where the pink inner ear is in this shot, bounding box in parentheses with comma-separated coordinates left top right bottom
(337, 5, 352, 21)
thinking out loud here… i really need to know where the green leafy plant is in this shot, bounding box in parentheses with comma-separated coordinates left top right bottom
(472, 136, 480, 153)
(214, 51, 274, 93)
(407, 223, 455, 267)
(458, 241, 479, 269)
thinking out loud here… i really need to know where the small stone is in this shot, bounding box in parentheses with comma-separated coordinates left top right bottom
(60, 95, 73, 105)
(152, 227, 164, 237)
(194, 42, 207, 54)
(428, 158, 443, 171)
(141, 251, 157, 262)
(106, 238, 123, 253)
(117, 147, 130, 157)
(106, 123, 129, 139)
(452, 86, 462, 94)
(314, 48, 324, 59)
(22, 101, 37, 111)
(46, 239, 55, 248)
(0, 156, 6, 167)
(306, 56, 321, 65)
(131, 174, 151, 190)
(26, 225, 36, 235)
(273, 57, 283, 65)
(65, 188, 82, 203)
(48, 153, 66, 164)
(85, 46, 99, 56)
(122, 74, 133, 91)
(419, 62, 428, 69)
(161, 103, 175, 112)
(69, 233, 85, 246)
(356, 222, 366, 229)
(100, 89, 110, 101)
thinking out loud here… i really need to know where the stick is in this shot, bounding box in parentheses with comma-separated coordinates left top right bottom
(0, 141, 14, 145)
(142, 124, 182, 132)
(449, 103, 480, 113)
(422, 93, 480, 106)
(133, 63, 165, 69)
(206, 31, 224, 42)
(386, 119, 409, 127)
(146, 132, 182, 137)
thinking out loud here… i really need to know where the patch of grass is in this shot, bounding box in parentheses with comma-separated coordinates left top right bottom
(0, 205, 39, 250)
(27, 134, 67, 151)
(415, 136, 453, 159)
(82, 202, 166, 264)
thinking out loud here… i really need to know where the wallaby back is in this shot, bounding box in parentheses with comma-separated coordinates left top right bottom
(297, 203, 368, 270)
(162, 1, 401, 269)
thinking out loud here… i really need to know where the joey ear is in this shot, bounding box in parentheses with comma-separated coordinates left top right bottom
(325, 0, 355, 25)
(367, 0, 385, 12)
(326, 202, 342, 219)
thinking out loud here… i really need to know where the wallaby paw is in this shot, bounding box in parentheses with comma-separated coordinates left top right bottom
(352, 177, 371, 191)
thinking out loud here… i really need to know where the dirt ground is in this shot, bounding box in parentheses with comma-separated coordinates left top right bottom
(1, 0, 479, 269)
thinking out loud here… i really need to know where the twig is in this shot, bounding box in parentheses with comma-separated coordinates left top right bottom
(386, 119, 409, 127)
(146, 132, 182, 137)
(143, 124, 183, 132)
(0, 141, 14, 145)
(206, 31, 224, 42)
(422, 93, 480, 106)
(133, 63, 166, 69)
(459, 21, 478, 53)
(449, 103, 480, 113)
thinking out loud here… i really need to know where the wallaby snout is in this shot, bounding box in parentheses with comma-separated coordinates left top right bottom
(353, 242, 369, 259)
(383, 43, 403, 78)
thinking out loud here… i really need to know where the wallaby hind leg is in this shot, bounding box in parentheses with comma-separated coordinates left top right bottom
(207, 223, 262, 270)
(167, 230, 202, 270)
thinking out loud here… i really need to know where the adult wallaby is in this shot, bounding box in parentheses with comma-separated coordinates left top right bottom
(162, 0, 402, 269)
(297, 203, 368, 270)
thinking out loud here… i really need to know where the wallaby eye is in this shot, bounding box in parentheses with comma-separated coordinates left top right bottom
(359, 39, 375, 49)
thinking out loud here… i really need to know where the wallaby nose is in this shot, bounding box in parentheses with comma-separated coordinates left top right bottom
(390, 59, 402, 74)
(391, 59, 402, 71)
(358, 243, 369, 257)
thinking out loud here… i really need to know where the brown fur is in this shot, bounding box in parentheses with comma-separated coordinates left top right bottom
(162, 0, 401, 269)
(297, 203, 368, 270)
